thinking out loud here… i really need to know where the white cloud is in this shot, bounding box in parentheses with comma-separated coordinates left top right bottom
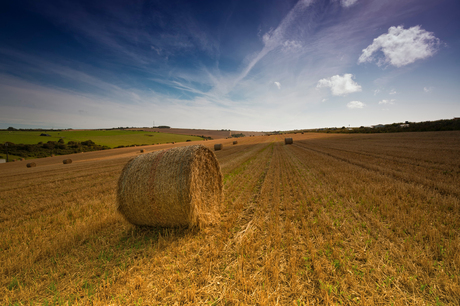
(274, 81, 281, 89)
(378, 99, 395, 105)
(282, 40, 302, 52)
(347, 101, 365, 109)
(358, 25, 440, 67)
(341, 0, 358, 8)
(322, 98, 327, 103)
(374, 89, 380, 95)
(317, 74, 362, 96)
(389, 89, 397, 95)
(424, 86, 433, 93)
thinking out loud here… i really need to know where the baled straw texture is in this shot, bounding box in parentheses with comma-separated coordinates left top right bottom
(233, 141, 238, 145)
(63, 159, 72, 164)
(140, 149, 145, 153)
(27, 162, 36, 168)
(214, 144, 223, 151)
(285, 138, 293, 145)
(117, 145, 223, 228)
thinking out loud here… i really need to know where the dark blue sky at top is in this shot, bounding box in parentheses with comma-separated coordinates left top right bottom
(0, 0, 459, 130)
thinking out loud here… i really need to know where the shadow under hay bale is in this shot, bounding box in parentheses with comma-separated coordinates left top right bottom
(214, 144, 223, 151)
(285, 138, 293, 145)
(27, 162, 36, 168)
(233, 141, 238, 145)
(117, 145, 223, 228)
(63, 159, 72, 164)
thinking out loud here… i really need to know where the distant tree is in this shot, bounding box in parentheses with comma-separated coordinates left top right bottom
(7, 127, 16, 131)
(81, 140, 96, 146)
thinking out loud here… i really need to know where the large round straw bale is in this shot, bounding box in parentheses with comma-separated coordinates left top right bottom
(140, 149, 145, 153)
(285, 138, 293, 145)
(63, 159, 72, 164)
(27, 162, 36, 168)
(117, 145, 223, 228)
(214, 144, 223, 151)
(233, 141, 238, 145)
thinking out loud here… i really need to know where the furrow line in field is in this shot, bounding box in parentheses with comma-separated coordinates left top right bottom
(302, 142, 454, 171)
(293, 142, 460, 198)
(283, 142, 456, 304)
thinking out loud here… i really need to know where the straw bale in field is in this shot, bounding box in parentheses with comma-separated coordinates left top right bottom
(285, 138, 293, 145)
(27, 162, 36, 168)
(214, 144, 223, 151)
(63, 159, 72, 164)
(140, 149, 145, 153)
(117, 145, 223, 228)
(233, 141, 238, 145)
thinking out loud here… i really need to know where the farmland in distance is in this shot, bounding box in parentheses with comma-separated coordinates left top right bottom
(0, 131, 459, 305)
(0, 129, 204, 148)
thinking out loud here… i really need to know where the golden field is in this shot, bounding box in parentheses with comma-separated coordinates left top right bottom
(1, 132, 459, 305)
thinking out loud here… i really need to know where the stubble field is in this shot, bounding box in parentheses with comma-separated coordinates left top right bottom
(1, 132, 459, 305)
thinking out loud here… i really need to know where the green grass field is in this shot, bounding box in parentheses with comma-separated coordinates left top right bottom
(0, 130, 203, 148)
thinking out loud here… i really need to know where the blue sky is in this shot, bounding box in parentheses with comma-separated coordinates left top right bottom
(1, 0, 459, 130)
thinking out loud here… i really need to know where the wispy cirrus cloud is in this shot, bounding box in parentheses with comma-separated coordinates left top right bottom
(358, 25, 440, 67)
(232, 0, 315, 88)
(340, 0, 359, 8)
(424, 86, 434, 93)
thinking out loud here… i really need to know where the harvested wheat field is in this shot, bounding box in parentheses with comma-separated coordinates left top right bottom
(1, 132, 459, 305)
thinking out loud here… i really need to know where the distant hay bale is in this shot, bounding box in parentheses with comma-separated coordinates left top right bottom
(285, 138, 293, 145)
(214, 144, 223, 151)
(63, 159, 72, 164)
(233, 141, 238, 145)
(140, 149, 145, 153)
(27, 162, 36, 168)
(117, 145, 223, 228)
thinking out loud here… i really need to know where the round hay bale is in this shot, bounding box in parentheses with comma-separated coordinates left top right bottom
(63, 159, 72, 164)
(27, 162, 36, 168)
(233, 141, 238, 145)
(117, 145, 223, 228)
(214, 144, 223, 151)
(285, 138, 293, 145)
(140, 149, 145, 153)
